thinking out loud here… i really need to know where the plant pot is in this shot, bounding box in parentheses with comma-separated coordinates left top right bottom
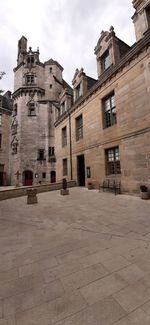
(140, 191, 149, 200)
(87, 184, 93, 190)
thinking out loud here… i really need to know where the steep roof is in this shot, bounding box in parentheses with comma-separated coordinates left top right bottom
(44, 58, 63, 71)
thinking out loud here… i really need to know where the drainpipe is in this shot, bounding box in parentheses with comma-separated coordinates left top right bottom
(69, 113, 73, 180)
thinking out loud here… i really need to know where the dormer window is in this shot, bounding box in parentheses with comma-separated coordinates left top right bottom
(61, 101, 65, 114)
(146, 4, 150, 28)
(27, 56, 34, 65)
(75, 83, 81, 100)
(101, 50, 111, 71)
(0, 114, 2, 126)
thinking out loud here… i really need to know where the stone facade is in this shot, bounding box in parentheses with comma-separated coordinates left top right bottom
(11, 37, 72, 186)
(132, 0, 150, 41)
(55, 0, 150, 194)
(0, 91, 12, 185)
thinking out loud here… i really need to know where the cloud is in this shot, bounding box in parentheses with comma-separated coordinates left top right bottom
(0, 0, 135, 93)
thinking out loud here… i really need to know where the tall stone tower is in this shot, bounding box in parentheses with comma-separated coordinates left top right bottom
(132, 0, 150, 41)
(11, 36, 66, 186)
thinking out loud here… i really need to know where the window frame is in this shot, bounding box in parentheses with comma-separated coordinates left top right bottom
(103, 92, 117, 129)
(0, 113, 2, 126)
(146, 4, 150, 27)
(25, 74, 35, 86)
(63, 158, 68, 176)
(62, 126, 67, 147)
(0, 133, 2, 149)
(28, 102, 36, 116)
(105, 146, 121, 175)
(37, 149, 45, 161)
(48, 146, 55, 156)
(76, 114, 83, 141)
(101, 50, 111, 71)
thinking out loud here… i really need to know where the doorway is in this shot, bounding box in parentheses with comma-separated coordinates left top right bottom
(0, 164, 4, 186)
(23, 170, 33, 186)
(50, 170, 56, 183)
(77, 154, 85, 186)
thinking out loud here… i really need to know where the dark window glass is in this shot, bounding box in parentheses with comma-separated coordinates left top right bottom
(63, 158, 68, 176)
(28, 103, 36, 116)
(103, 93, 116, 128)
(61, 101, 65, 114)
(76, 83, 81, 100)
(26, 75, 35, 85)
(37, 149, 45, 160)
(76, 115, 83, 141)
(49, 146, 55, 156)
(42, 172, 46, 178)
(62, 126, 67, 147)
(105, 147, 121, 175)
(102, 50, 111, 71)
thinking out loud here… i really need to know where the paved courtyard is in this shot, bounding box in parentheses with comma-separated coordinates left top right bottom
(0, 188, 150, 325)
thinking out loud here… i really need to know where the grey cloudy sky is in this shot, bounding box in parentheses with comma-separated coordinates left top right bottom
(0, 0, 135, 93)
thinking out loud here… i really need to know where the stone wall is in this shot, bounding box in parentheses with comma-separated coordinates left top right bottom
(0, 180, 76, 201)
(55, 43, 150, 194)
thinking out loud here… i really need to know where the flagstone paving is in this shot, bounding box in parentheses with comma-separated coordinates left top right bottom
(0, 187, 150, 324)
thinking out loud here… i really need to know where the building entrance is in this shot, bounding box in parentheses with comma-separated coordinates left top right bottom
(50, 171, 56, 183)
(0, 165, 4, 186)
(23, 170, 33, 186)
(77, 154, 85, 186)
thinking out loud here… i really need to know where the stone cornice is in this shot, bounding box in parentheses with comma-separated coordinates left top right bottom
(12, 87, 45, 99)
(132, 0, 143, 9)
(55, 28, 150, 127)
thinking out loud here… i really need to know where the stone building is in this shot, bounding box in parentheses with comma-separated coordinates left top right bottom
(11, 37, 72, 186)
(0, 91, 12, 185)
(55, 0, 150, 194)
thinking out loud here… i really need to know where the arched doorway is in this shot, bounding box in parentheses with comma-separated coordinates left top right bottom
(23, 170, 33, 186)
(50, 171, 56, 183)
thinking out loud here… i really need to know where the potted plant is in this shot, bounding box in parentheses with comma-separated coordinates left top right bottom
(140, 185, 149, 200)
(87, 181, 93, 190)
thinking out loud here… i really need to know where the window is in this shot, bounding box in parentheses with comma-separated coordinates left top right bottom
(76, 114, 83, 141)
(146, 4, 150, 27)
(13, 104, 17, 116)
(50, 84, 52, 89)
(105, 147, 121, 175)
(12, 142, 18, 154)
(49, 146, 55, 156)
(0, 134, 2, 149)
(101, 50, 111, 71)
(103, 93, 116, 128)
(42, 172, 46, 179)
(28, 103, 36, 116)
(37, 149, 45, 161)
(11, 122, 18, 135)
(50, 67, 52, 73)
(62, 126, 67, 147)
(63, 158, 68, 176)
(61, 101, 65, 114)
(0, 114, 2, 126)
(76, 83, 81, 100)
(27, 56, 34, 65)
(26, 74, 35, 85)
